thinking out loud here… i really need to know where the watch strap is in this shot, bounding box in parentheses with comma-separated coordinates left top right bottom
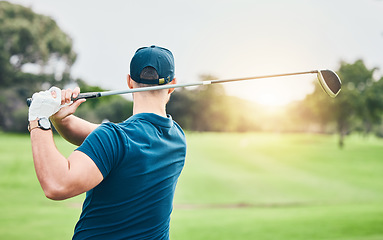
(28, 120, 39, 132)
(28, 118, 51, 132)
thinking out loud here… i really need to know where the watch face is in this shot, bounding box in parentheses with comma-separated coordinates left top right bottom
(39, 118, 51, 130)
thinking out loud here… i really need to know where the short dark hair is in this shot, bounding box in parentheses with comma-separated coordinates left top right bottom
(139, 66, 159, 81)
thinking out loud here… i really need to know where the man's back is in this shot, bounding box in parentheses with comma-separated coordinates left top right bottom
(73, 113, 186, 239)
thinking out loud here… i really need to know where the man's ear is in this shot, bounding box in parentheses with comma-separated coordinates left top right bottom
(127, 75, 134, 89)
(168, 78, 177, 94)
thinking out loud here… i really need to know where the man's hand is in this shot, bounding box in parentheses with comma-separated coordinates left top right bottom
(28, 87, 62, 121)
(48, 87, 94, 146)
(50, 87, 86, 122)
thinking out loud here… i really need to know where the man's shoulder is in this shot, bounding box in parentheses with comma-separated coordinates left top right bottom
(88, 122, 129, 143)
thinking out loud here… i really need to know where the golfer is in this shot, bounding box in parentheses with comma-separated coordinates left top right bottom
(28, 46, 187, 239)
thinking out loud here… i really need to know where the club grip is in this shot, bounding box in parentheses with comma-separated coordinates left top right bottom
(72, 92, 101, 101)
(26, 92, 101, 107)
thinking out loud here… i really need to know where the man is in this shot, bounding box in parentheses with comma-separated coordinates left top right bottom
(28, 45, 187, 239)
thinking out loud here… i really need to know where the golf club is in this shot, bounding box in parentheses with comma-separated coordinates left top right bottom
(26, 69, 341, 106)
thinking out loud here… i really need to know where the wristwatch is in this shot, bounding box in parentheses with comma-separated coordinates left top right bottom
(28, 117, 51, 132)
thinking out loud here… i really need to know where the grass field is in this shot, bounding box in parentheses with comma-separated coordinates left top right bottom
(1, 132, 383, 239)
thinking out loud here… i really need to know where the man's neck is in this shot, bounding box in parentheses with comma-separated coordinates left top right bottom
(132, 93, 167, 118)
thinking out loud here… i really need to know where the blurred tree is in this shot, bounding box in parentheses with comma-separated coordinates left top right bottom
(74, 96, 133, 124)
(167, 75, 261, 132)
(192, 75, 230, 131)
(302, 60, 383, 147)
(0, 1, 77, 132)
(167, 88, 197, 129)
(168, 75, 232, 131)
(76, 78, 107, 109)
(0, 1, 76, 86)
(57, 78, 134, 124)
(94, 96, 133, 123)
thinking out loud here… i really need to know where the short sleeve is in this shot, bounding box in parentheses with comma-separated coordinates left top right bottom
(76, 123, 121, 178)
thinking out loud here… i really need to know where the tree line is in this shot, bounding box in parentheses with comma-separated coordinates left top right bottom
(0, 1, 133, 131)
(1, 1, 383, 148)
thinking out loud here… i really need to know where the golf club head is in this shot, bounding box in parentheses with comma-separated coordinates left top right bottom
(317, 70, 341, 98)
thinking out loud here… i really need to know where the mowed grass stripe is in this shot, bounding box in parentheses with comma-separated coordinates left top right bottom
(171, 203, 383, 240)
(175, 132, 383, 204)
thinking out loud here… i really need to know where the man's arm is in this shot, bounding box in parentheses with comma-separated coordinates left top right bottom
(28, 86, 102, 200)
(30, 126, 103, 200)
(50, 87, 99, 146)
(51, 114, 99, 146)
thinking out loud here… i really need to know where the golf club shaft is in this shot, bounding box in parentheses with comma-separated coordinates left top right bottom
(26, 70, 319, 106)
(83, 70, 319, 98)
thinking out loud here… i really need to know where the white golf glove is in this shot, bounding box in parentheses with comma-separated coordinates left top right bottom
(28, 86, 62, 121)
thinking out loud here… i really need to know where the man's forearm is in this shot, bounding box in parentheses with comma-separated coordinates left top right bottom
(50, 115, 99, 146)
(30, 128, 71, 199)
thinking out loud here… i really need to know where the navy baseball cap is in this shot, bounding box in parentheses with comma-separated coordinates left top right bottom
(130, 45, 175, 85)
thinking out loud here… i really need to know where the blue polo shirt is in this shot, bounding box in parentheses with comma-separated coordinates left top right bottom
(73, 113, 186, 240)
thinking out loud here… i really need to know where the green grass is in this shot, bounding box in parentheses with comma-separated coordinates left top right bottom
(0, 133, 83, 239)
(171, 204, 383, 240)
(1, 132, 383, 239)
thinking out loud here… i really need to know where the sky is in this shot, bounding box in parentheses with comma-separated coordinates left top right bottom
(7, 0, 383, 106)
